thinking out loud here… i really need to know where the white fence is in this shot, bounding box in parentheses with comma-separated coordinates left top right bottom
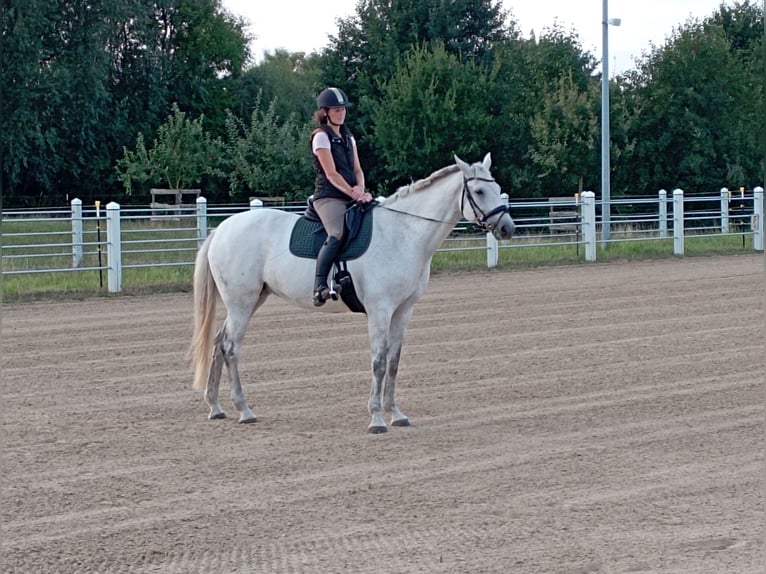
(2, 187, 763, 293)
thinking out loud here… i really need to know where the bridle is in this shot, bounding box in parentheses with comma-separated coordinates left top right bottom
(378, 172, 511, 232)
(460, 171, 511, 233)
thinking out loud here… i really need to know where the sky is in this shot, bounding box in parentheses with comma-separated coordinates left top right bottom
(221, 0, 734, 75)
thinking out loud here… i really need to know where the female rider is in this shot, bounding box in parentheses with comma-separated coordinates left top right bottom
(310, 87, 373, 306)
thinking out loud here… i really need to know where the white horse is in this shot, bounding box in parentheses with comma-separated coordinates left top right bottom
(189, 153, 515, 433)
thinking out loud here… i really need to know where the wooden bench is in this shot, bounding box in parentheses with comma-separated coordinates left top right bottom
(548, 196, 580, 234)
(150, 189, 201, 220)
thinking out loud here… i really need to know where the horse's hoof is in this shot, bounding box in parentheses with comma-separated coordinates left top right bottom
(392, 418, 411, 427)
(367, 425, 388, 434)
(209, 412, 226, 420)
(239, 416, 258, 424)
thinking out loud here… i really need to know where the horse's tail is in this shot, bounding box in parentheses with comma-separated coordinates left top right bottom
(188, 232, 218, 391)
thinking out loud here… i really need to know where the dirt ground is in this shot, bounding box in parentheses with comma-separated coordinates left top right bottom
(2, 254, 764, 574)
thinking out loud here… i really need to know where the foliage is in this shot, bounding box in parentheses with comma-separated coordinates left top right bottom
(232, 49, 320, 123)
(621, 11, 762, 194)
(371, 43, 496, 187)
(320, 0, 511, 187)
(116, 103, 224, 194)
(529, 72, 599, 194)
(327, 0, 509, 86)
(1, 0, 248, 206)
(222, 94, 313, 201)
(470, 25, 599, 197)
(164, 0, 250, 131)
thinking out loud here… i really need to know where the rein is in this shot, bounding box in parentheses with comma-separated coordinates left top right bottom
(378, 197, 454, 225)
(379, 174, 510, 231)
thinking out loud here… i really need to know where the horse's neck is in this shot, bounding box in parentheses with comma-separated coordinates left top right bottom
(390, 171, 463, 226)
(385, 171, 464, 253)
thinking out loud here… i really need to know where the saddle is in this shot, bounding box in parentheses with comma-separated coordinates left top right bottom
(289, 199, 377, 314)
(289, 198, 375, 259)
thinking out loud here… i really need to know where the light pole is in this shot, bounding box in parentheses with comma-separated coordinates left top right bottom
(601, 0, 620, 246)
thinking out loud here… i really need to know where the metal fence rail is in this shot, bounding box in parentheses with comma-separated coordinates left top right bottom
(2, 188, 763, 293)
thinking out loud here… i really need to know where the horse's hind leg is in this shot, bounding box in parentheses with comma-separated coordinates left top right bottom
(223, 353, 257, 424)
(219, 314, 258, 424)
(203, 329, 227, 419)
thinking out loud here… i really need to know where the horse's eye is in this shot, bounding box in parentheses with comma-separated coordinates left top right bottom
(475, 188, 484, 195)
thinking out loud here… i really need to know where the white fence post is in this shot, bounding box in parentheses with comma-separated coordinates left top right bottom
(71, 198, 83, 268)
(581, 191, 596, 262)
(753, 186, 764, 251)
(106, 202, 122, 293)
(250, 198, 263, 210)
(196, 196, 208, 248)
(673, 189, 684, 255)
(486, 230, 498, 268)
(658, 190, 668, 238)
(485, 192, 507, 268)
(720, 188, 730, 233)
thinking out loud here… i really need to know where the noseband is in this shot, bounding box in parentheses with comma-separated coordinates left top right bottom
(461, 173, 511, 233)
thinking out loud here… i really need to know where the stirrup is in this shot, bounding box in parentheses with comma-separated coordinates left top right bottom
(313, 282, 341, 307)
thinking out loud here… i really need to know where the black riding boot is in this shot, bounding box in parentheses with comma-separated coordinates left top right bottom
(313, 236, 343, 306)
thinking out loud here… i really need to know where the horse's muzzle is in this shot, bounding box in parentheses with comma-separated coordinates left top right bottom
(492, 213, 515, 239)
(480, 204, 515, 239)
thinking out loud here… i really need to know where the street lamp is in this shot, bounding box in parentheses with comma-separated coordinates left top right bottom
(601, 0, 620, 246)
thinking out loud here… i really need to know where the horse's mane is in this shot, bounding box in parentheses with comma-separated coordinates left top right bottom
(383, 164, 460, 207)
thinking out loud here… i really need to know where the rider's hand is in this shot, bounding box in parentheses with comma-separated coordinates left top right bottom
(351, 186, 373, 203)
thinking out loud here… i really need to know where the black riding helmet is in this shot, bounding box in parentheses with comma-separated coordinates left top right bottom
(316, 87, 351, 109)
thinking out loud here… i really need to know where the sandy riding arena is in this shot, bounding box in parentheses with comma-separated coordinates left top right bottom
(2, 255, 763, 573)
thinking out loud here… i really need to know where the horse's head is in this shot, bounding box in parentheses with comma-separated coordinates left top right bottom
(455, 154, 515, 239)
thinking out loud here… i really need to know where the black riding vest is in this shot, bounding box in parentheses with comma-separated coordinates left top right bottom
(311, 125, 357, 201)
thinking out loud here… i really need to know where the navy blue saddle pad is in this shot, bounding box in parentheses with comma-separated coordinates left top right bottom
(289, 203, 375, 260)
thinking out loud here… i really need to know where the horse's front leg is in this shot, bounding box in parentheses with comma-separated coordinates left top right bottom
(367, 314, 390, 434)
(382, 306, 413, 427)
(382, 343, 409, 427)
(367, 348, 388, 433)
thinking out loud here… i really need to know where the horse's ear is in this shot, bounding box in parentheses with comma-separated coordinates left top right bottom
(482, 153, 492, 170)
(454, 155, 471, 177)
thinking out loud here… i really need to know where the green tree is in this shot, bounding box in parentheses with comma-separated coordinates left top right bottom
(1, 0, 249, 206)
(116, 103, 224, 196)
(488, 26, 599, 197)
(222, 94, 313, 202)
(2, 0, 117, 204)
(707, 0, 763, 53)
(706, 0, 764, 187)
(371, 43, 494, 188)
(325, 0, 508, 89)
(163, 0, 250, 131)
(319, 0, 511, 187)
(622, 15, 761, 194)
(231, 49, 320, 124)
(529, 72, 599, 195)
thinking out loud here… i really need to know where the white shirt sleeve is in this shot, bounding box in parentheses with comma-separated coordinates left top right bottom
(312, 131, 356, 155)
(312, 131, 331, 154)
